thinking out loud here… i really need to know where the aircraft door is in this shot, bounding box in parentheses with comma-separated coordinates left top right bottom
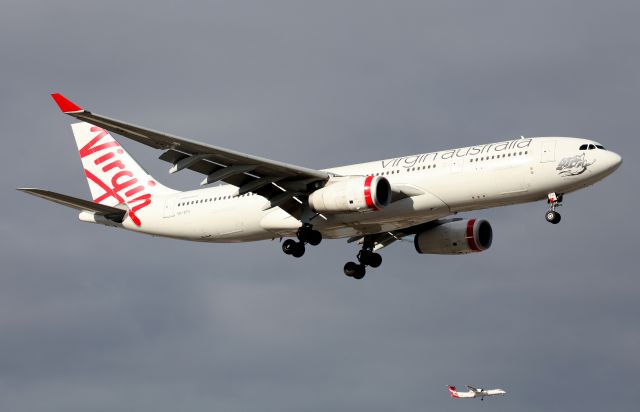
(163, 197, 176, 218)
(540, 140, 556, 163)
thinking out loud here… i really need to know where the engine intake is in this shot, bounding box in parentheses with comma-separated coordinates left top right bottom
(414, 219, 493, 254)
(309, 176, 391, 213)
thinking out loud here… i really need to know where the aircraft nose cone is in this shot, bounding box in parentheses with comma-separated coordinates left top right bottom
(610, 151, 623, 171)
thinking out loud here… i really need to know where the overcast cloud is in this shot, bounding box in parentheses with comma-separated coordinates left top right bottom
(1, 1, 639, 411)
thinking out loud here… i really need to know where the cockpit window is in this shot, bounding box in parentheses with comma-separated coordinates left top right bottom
(579, 144, 588, 150)
(588, 144, 596, 150)
(595, 145, 605, 150)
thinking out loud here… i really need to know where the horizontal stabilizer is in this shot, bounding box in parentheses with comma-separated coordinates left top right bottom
(17, 188, 127, 222)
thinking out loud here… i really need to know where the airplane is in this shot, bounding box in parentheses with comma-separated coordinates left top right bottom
(448, 385, 506, 400)
(18, 93, 622, 279)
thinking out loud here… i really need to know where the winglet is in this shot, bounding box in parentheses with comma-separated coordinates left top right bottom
(51, 93, 84, 113)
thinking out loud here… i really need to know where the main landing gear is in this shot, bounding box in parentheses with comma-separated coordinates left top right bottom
(343, 238, 382, 280)
(545, 192, 563, 224)
(282, 224, 322, 258)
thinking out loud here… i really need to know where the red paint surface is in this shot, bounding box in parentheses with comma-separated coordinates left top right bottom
(466, 219, 480, 251)
(51, 93, 83, 113)
(79, 127, 151, 226)
(364, 175, 376, 209)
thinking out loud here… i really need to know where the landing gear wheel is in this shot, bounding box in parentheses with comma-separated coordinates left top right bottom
(358, 250, 382, 268)
(344, 261, 366, 278)
(296, 226, 322, 246)
(344, 236, 383, 277)
(367, 253, 382, 268)
(352, 265, 366, 279)
(344, 261, 358, 277)
(291, 242, 305, 258)
(545, 210, 561, 224)
(306, 230, 322, 246)
(282, 239, 297, 255)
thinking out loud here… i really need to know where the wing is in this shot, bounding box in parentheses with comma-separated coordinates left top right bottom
(466, 385, 480, 392)
(51, 93, 331, 218)
(347, 218, 464, 251)
(348, 231, 404, 251)
(17, 188, 127, 222)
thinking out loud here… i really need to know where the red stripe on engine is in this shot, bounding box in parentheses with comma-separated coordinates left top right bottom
(466, 219, 480, 251)
(364, 175, 376, 209)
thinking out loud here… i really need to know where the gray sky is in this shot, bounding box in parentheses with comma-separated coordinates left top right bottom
(1, 1, 639, 411)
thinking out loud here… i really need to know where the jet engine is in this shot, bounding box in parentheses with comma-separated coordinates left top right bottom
(414, 219, 493, 254)
(308, 176, 391, 213)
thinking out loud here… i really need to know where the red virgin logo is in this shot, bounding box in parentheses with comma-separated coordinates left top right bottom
(79, 126, 151, 226)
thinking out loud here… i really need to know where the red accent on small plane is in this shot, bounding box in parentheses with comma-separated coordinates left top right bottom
(466, 219, 480, 251)
(51, 93, 83, 113)
(364, 175, 376, 209)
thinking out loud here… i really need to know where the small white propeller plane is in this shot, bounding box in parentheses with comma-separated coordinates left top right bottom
(19, 93, 622, 279)
(448, 385, 506, 401)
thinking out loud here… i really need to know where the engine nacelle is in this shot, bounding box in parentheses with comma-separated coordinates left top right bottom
(414, 219, 493, 254)
(308, 176, 391, 213)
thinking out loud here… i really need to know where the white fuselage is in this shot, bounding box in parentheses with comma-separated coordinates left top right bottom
(451, 388, 507, 399)
(100, 137, 621, 241)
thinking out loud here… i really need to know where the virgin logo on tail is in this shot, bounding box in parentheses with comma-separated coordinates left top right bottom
(80, 126, 152, 226)
(448, 386, 459, 397)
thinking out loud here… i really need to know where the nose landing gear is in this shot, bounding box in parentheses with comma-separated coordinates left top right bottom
(343, 237, 382, 280)
(282, 224, 322, 258)
(545, 192, 563, 224)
